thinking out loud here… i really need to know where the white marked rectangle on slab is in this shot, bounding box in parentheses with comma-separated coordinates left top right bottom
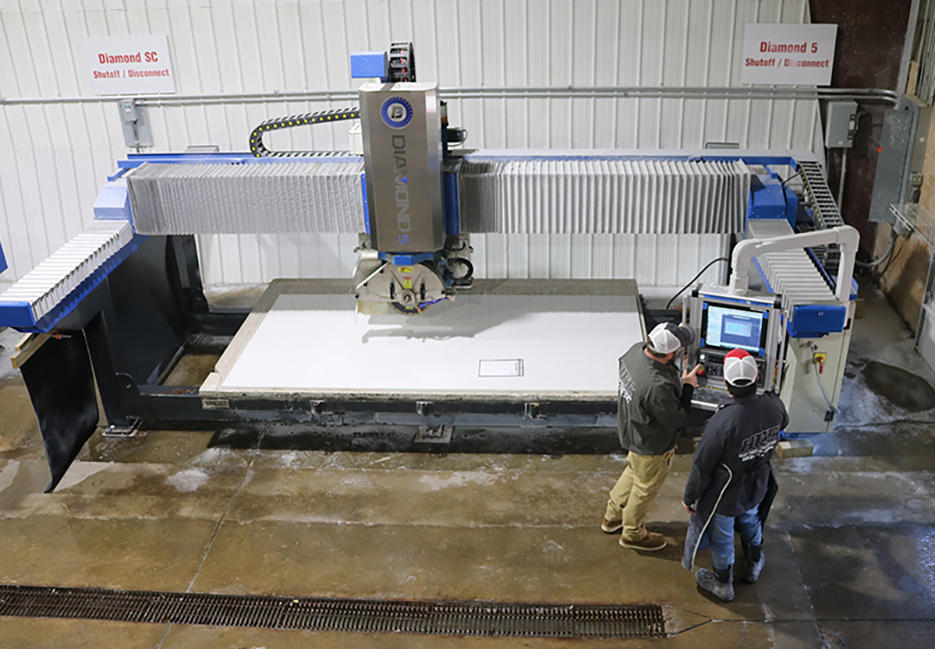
(479, 359, 524, 377)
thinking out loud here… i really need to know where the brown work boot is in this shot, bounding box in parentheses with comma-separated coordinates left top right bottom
(601, 518, 623, 534)
(620, 532, 667, 551)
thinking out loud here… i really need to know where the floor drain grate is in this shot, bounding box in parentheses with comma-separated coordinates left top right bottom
(0, 584, 665, 638)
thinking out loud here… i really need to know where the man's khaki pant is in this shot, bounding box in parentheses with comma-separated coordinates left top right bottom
(604, 449, 674, 542)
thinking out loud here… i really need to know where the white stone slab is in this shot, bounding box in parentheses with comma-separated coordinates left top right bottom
(217, 292, 643, 397)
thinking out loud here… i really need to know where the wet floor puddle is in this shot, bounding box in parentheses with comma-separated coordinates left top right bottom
(862, 360, 935, 412)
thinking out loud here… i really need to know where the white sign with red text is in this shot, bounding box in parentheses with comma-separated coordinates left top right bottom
(741, 23, 837, 86)
(85, 34, 175, 95)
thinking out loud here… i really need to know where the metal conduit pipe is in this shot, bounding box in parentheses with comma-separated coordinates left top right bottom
(439, 86, 900, 104)
(0, 86, 901, 107)
(856, 231, 896, 268)
(728, 225, 860, 304)
(837, 148, 848, 209)
(0, 90, 358, 106)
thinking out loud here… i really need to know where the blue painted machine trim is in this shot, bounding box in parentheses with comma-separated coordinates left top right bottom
(350, 51, 389, 79)
(107, 167, 130, 182)
(93, 183, 133, 223)
(461, 152, 800, 167)
(0, 235, 146, 333)
(788, 303, 848, 337)
(116, 151, 799, 170)
(117, 152, 363, 170)
(747, 173, 794, 226)
(702, 155, 798, 168)
(0, 300, 37, 329)
(443, 171, 460, 235)
(0, 237, 7, 275)
(783, 189, 799, 228)
(378, 251, 435, 266)
(361, 173, 370, 235)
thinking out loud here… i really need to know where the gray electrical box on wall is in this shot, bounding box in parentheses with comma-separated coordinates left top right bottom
(825, 100, 858, 148)
(869, 96, 923, 222)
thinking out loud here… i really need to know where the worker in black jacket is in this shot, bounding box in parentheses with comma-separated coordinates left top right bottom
(681, 348, 789, 601)
(602, 322, 701, 551)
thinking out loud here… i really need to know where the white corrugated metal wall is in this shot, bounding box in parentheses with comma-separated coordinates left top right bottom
(0, 0, 820, 289)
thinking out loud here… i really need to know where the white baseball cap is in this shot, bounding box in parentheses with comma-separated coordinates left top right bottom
(724, 348, 759, 387)
(647, 323, 695, 354)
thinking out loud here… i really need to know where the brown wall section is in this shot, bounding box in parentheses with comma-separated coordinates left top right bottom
(809, 0, 912, 256)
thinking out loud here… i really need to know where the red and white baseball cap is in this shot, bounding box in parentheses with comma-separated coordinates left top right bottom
(723, 348, 759, 387)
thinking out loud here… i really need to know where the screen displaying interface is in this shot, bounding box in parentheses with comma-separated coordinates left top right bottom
(704, 304, 765, 353)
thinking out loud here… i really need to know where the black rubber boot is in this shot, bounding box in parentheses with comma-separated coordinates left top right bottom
(695, 564, 735, 602)
(742, 543, 765, 583)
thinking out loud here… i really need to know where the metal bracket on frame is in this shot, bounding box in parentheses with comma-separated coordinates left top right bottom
(524, 402, 543, 419)
(104, 418, 141, 437)
(413, 424, 452, 444)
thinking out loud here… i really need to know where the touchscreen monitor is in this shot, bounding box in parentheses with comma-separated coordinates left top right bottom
(704, 304, 765, 353)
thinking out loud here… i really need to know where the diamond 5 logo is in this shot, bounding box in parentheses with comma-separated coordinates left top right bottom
(381, 97, 412, 129)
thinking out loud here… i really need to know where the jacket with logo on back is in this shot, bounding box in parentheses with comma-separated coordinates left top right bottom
(683, 391, 789, 517)
(617, 342, 693, 456)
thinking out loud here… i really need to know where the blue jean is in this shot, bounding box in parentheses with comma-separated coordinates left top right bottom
(697, 506, 762, 571)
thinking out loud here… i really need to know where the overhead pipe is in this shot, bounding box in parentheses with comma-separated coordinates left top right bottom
(438, 86, 900, 104)
(0, 86, 901, 108)
(728, 225, 860, 304)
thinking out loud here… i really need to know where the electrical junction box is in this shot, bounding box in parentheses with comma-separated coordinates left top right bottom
(117, 100, 152, 148)
(825, 100, 858, 148)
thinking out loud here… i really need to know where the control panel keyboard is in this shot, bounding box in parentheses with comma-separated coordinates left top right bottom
(691, 385, 730, 411)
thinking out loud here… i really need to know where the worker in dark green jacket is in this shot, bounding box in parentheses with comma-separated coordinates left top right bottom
(601, 322, 701, 551)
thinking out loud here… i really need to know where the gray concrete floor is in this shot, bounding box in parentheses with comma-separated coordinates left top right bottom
(1, 286, 934, 648)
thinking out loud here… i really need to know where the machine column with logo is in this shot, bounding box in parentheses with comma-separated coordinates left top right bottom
(351, 49, 472, 315)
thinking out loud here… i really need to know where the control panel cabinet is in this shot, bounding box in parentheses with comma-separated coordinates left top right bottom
(686, 287, 785, 405)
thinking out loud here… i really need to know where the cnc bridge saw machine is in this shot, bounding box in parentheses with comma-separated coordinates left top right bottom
(0, 44, 857, 491)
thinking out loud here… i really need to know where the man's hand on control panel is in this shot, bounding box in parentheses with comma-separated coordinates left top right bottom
(682, 363, 702, 388)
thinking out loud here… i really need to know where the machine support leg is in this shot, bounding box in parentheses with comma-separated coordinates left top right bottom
(170, 235, 209, 313)
(18, 333, 99, 492)
(84, 312, 136, 433)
